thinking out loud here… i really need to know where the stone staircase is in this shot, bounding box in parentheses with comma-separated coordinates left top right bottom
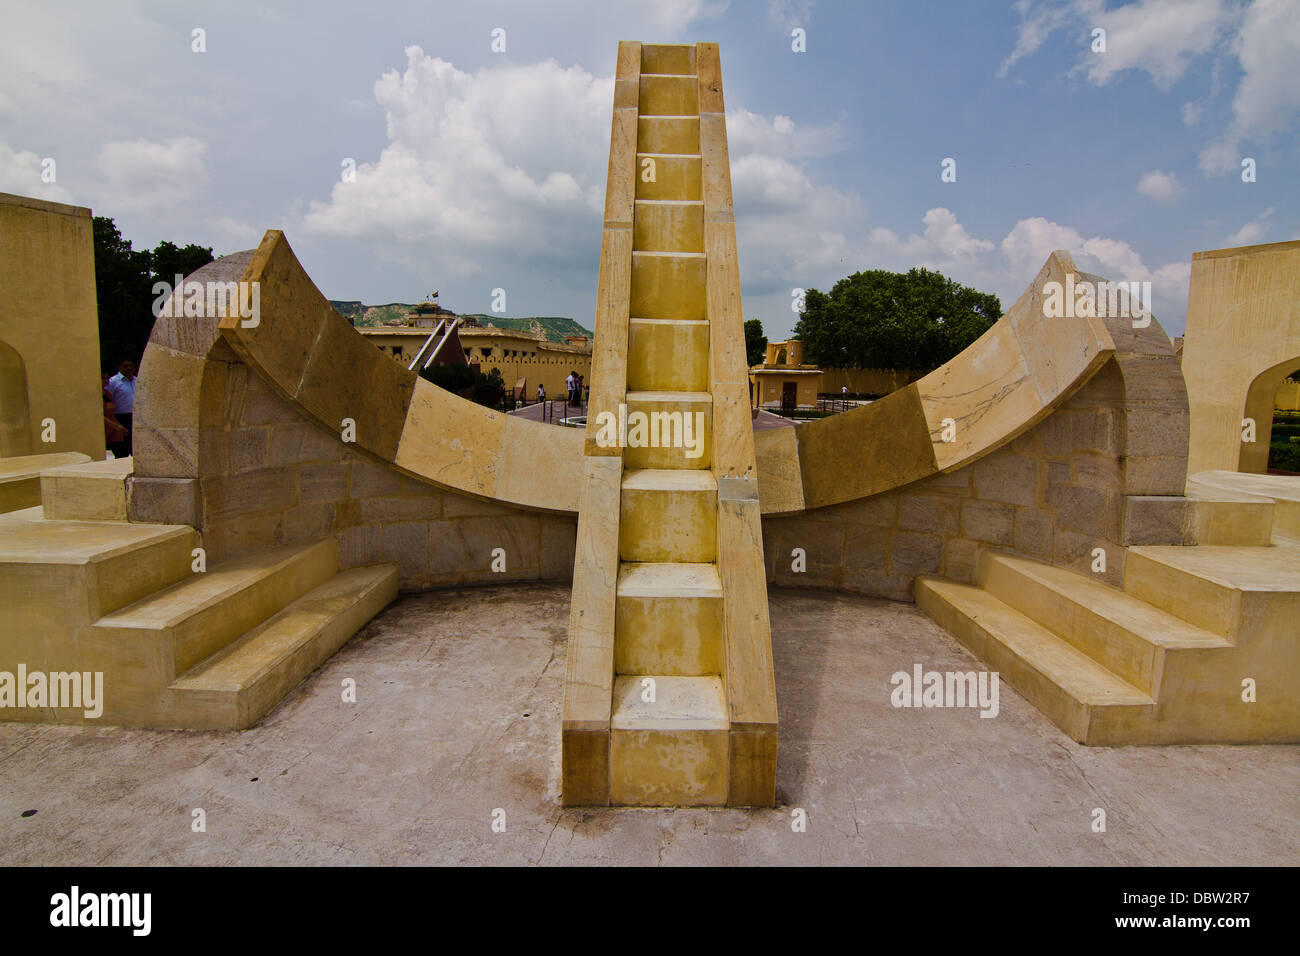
(916, 478, 1300, 744)
(0, 457, 397, 729)
(561, 42, 778, 806)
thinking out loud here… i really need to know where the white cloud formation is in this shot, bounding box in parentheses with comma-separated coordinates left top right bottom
(0, 142, 73, 203)
(767, 0, 814, 32)
(1224, 206, 1275, 246)
(1200, 0, 1300, 173)
(301, 48, 613, 274)
(1136, 168, 1186, 203)
(94, 136, 208, 213)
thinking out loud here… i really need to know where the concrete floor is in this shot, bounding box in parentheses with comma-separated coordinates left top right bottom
(1, 585, 1296, 865)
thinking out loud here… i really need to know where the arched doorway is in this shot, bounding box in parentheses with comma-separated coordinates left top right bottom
(0, 339, 33, 458)
(1240, 356, 1300, 474)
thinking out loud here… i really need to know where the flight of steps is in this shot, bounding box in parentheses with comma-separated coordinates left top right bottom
(0, 457, 397, 729)
(916, 482, 1300, 744)
(611, 43, 728, 805)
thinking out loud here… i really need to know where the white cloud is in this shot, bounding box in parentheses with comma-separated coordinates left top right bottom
(1200, 0, 1300, 173)
(1002, 0, 1234, 87)
(1136, 168, 1186, 203)
(94, 136, 208, 213)
(1224, 206, 1275, 246)
(0, 142, 73, 203)
(301, 48, 612, 272)
(767, 0, 814, 32)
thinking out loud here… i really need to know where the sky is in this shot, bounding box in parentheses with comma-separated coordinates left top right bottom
(2, 0, 1297, 339)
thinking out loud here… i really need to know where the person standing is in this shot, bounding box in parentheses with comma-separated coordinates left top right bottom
(105, 359, 137, 457)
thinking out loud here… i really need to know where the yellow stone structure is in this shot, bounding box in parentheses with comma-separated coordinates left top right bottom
(0, 193, 106, 462)
(749, 340, 821, 410)
(1184, 239, 1300, 475)
(1, 43, 1297, 792)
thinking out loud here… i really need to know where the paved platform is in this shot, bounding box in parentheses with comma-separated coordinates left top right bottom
(1, 585, 1295, 865)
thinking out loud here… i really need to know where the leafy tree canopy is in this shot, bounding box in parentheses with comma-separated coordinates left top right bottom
(419, 361, 506, 409)
(793, 267, 1001, 372)
(92, 216, 215, 372)
(744, 318, 768, 367)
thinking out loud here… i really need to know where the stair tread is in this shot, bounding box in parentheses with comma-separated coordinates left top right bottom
(921, 578, 1155, 706)
(171, 565, 396, 691)
(1128, 544, 1300, 592)
(617, 562, 722, 597)
(1188, 470, 1300, 504)
(622, 469, 716, 491)
(625, 390, 711, 403)
(628, 316, 709, 325)
(987, 554, 1231, 649)
(95, 539, 334, 629)
(0, 507, 191, 563)
(612, 675, 727, 730)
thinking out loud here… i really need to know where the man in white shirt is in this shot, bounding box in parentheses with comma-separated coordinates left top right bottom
(106, 359, 136, 457)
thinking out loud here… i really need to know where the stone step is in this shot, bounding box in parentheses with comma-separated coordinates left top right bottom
(616, 561, 723, 676)
(633, 199, 704, 254)
(640, 44, 696, 76)
(629, 251, 706, 320)
(627, 317, 710, 391)
(169, 564, 398, 729)
(87, 538, 340, 702)
(1187, 470, 1300, 542)
(916, 576, 1155, 745)
(638, 73, 698, 116)
(39, 456, 133, 521)
(0, 506, 198, 635)
(619, 469, 716, 563)
(637, 115, 699, 155)
(978, 551, 1230, 695)
(610, 674, 728, 806)
(622, 391, 712, 469)
(0, 452, 91, 513)
(1124, 544, 1300, 640)
(634, 153, 701, 202)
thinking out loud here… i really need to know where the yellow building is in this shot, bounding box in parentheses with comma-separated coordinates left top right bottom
(359, 304, 592, 399)
(749, 340, 821, 410)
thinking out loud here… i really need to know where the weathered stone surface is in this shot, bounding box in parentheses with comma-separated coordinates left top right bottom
(899, 493, 959, 535)
(299, 463, 348, 503)
(972, 455, 1040, 507)
(889, 531, 944, 575)
(960, 500, 1015, 546)
(127, 476, 201, 527)
(1123, 495, 1189, 546)
(1013, 507, 1053, 557)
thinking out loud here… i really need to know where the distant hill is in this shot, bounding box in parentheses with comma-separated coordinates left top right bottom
(329, 301, 592, 344)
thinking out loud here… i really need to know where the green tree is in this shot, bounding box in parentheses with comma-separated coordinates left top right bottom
(419, 362, 506, 409)
(91, 217, 216, 371)
(794, 267, 1001, 372)
(744, 318, 767, 367)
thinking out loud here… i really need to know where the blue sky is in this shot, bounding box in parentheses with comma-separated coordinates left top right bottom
(3, 0, 1296, 338)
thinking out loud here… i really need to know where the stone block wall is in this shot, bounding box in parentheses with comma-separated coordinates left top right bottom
(760, 359, 1174, 599)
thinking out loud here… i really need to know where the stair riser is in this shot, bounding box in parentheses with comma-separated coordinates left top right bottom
(627, 320, 710, 391)
(1188, 499, 1275, 546)
(630, 253, 706, 320)
(622, 400, 712, 470)
(1122, 551, 1242, 638)
(635, 154, 701, 202)
(639, 74, 698, 116)
(610, 729, 728, 806)
(634, 201, 704, 254)
(615, 594, 723, 675)
(619, 487, 716, 562)
(637, 116, 699, 155)
(979, 559, 1160, 694)
(640, 45, 696, 76)
(40, 473, 128, 521)
(88, 529, 200, 620)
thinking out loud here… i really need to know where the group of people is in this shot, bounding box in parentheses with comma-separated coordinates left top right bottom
(102, 359, 136, 459)
(564, 370, 585, 407)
